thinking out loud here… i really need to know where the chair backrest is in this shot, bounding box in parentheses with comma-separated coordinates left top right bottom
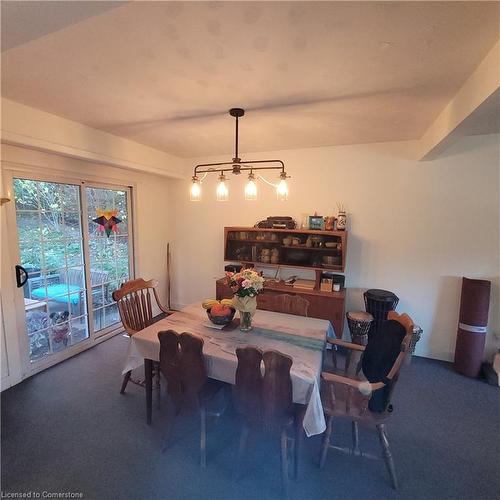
(113, 278, 163, 335)
(362, 311, 414, 412)
(235, 346, 293, 427)
(158, 330, 206, 409)
(262, 350, 294, 424)
(267, 294, 310, 316)
(65, 266, 108, 287)
(234, 347, 263, 422)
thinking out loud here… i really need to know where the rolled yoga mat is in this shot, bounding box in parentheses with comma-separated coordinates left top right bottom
(454, 277, 491, 377)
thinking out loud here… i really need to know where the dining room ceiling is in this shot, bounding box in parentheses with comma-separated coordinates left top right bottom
(1, 1, 499, 158)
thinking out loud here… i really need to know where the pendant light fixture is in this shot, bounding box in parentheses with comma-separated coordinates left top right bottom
(190, 108, 289, 201)
(216, 173, 229, 201)
(244, 171, 258, 200)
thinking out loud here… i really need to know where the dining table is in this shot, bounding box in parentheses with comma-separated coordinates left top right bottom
(122, 303, 335, 437)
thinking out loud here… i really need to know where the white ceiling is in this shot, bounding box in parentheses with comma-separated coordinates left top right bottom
(1, 1, 499, 158)
(1, 1, 126, 51)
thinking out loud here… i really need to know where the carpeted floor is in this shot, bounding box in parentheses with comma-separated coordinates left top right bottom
(2, 334, 499, 500)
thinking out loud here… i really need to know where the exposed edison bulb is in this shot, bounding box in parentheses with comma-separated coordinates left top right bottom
(276, 173, 288, 201)
(190, 177, 201, 201)
(244, 173, 257, 200)
(216, 173, 229, 201)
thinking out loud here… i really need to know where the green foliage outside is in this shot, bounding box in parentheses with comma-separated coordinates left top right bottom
(14, 179, 130, 282)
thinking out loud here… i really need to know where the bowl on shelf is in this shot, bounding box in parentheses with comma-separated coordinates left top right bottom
(206, 307, 236, 326)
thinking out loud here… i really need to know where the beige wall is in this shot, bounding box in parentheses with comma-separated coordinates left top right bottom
(169, 134, 500, 362)
(1, 144, 174, 388)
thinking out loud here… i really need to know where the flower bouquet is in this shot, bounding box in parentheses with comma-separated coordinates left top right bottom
(226, 268, 265, 331)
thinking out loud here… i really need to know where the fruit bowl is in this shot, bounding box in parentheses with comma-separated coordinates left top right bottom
(206, 307, 236, 326)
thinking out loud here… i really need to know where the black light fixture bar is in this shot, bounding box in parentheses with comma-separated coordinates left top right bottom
(190, 108, 289, 201)
(192, 108, 287, 176)
(194, 159, 285, 176)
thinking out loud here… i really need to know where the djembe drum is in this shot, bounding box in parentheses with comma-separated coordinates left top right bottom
(346, 311, 374, 345)
(363, 289, 399, 336)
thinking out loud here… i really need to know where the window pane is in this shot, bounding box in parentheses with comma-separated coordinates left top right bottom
(61, 185, 80, 211)
(88, 237, 102, 263)
(66, 240, 83, 267)
(28, 328, 50, 361)
(115, 236, 129, 258)
(51, 320, 70, 352)
(16, 212, 40, 241)
(89, 262, 107, 285)
(102, 262, 117, 284)
(93, 308, 104, 332)
(71, 316, 89, 344)
(70, 295, 86, 318)
(64, 212, 82, 239)
(87, 187, 114, 214)
(104, 304, 120, 328)
(38, 181, 62, 211)
(42, 240, 66, 270)
(40, 211, 64, 241)
(13, 179, 38, 210)
(91, 285, 104, 310)
(26, 309, 51, 335)
(20, 241, 42, 271)
(66, 267, 85, 290)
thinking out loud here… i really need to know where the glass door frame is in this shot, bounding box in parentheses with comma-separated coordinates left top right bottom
(4, 168, 135, 377)
(83, 181, 135, 339)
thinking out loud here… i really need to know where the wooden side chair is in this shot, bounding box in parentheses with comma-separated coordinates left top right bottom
(319, 311, 414, 490)
(113, 278, 172, 401)
(267, 294, 310, 316)
(157, 330, 228, 468)
(234, 347, 303, 500)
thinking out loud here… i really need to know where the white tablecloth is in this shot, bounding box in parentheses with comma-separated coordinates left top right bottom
(122, 303, 334, 437)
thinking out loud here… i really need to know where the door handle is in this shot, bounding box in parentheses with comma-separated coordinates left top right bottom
(15, 265, 28, 288)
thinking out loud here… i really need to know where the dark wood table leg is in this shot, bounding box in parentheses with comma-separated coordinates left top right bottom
(145, 358, 153, 425)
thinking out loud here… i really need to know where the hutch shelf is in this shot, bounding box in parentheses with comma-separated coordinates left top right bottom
(224, 227, 347, 272)
(218, 226, 349, 336)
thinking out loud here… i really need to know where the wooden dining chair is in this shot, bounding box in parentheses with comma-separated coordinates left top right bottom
(266, 294, 310, 316)
(113, 278, 172, 400)
(157, 330, 228, 468)
(319, 311, 414, 490)
(234, 346, 303, 500)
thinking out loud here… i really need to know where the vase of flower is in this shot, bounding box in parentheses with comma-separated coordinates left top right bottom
(226, 269, 265, 332)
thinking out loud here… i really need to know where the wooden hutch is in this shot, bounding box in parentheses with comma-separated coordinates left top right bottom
(216, 226, 348, 336)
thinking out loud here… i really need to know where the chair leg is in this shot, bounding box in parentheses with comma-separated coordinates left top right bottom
(120, 371, 131, 394)
(351, 421, 360, 456)
(331, 348, 337, 369)
(155, 364, 161, 410)
(377, 424, 398, 490)
(294, 423, 303, 480)
(280, 428, 290, 500)
(200, 405, 207, 468)
(319, 416, 333, 469)
(236, 426, 250, 479)
(161, 401, 177, 453)
(345, 350, 352, 375)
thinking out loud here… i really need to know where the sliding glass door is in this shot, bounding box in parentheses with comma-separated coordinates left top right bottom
(86, 186, 132, 336)
(13, 179, 89, 361)
(11, 177, 133, 367)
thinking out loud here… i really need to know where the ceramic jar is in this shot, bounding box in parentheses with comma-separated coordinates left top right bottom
(337, 211, 347, 230)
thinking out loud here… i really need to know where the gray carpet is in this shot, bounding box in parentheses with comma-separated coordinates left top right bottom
(2, 334, 499, 500)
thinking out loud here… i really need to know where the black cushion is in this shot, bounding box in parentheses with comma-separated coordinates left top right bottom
(362, 319, 406, 412)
